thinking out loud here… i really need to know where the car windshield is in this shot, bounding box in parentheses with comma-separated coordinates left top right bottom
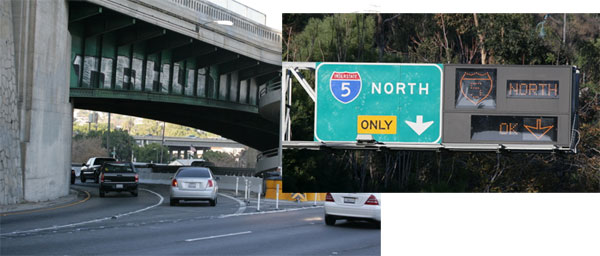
(103, 164, 134, 173)
(176, 168, 211, 178)
(96, 158, 116, 165)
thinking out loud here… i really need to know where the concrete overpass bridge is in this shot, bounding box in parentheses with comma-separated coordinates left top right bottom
(69, 0, 281, 150)
(133, 135, 246, 158)
(0, 0, 281, 205)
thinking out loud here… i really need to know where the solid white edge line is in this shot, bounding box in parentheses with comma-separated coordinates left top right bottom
(0, 188, 164, 236)
(218, 193, 246, 214)
(185, 231, 252, 242)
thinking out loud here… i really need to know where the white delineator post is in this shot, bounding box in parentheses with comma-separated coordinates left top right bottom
(275, 184, 280, 210)
(244, 179, 248, 202)
(235, 177, 239, 196)
(256, 183, 262, 212)
(313, 193, 317, 206)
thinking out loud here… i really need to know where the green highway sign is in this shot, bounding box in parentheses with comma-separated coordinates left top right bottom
(315, 63, 443, 143)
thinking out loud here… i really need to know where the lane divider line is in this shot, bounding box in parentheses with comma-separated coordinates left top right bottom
(0, 188, 163, 237)
(185, 231, 252, 242)
(1, 190, 91, 217)
(218, 193, 246, 214)
(219, 206, 323, 219)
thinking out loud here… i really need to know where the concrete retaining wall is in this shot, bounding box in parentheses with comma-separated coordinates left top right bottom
(137, 168, 263, 193)
(0, 0, 72, 205)
(0, 0, 23, 205)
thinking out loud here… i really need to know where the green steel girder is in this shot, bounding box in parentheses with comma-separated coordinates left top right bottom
(69, 4, 102, 23)
(145, 33, 193, 55)
(196, 50, 239, 68)
(218, 57, 260, 75)
(172, 42, 218, 63)
(84, 14, 136, 38)
(239, 63, 280, 81)
(116, 23, 166, 47)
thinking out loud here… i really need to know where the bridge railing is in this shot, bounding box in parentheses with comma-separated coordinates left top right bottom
(259, 80, 281, 98)
(170, 0, 281, 44)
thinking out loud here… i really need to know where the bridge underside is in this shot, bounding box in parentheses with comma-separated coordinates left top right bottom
(68, 1, 281, 151)
(72, 96, 277, 151)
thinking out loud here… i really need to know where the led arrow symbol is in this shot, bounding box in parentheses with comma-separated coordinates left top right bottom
(523, 118, 554, 140)
(405, 115, 434, 136)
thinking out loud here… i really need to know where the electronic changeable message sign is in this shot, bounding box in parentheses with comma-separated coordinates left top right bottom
(443, 65, 578, 150)
(315, 63, 443, 144)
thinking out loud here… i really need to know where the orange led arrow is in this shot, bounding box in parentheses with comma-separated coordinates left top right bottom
(523, 119, 554, 140)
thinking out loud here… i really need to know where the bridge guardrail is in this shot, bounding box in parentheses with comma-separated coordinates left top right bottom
(259, 81, 281, 98)
(170, 0, 281, 43)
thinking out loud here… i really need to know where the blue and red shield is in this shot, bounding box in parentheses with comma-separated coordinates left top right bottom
(330, 72, 362, 104)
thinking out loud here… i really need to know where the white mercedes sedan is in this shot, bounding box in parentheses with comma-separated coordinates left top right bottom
(324, 193, 381, 226)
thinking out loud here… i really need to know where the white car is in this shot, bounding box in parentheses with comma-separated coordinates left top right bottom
(170, 167, 218, 206)
(324, 193, 381, 226)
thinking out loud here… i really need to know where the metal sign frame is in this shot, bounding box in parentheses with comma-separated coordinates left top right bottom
(280, 62, 579, 153)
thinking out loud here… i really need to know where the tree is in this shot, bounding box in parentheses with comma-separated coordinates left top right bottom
(202, 150, 238, 167)
(133, 143, 169, 163)
(71, 137, 109, 163)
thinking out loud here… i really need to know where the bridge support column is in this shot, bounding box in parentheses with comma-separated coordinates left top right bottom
(0, 0, 72, 205)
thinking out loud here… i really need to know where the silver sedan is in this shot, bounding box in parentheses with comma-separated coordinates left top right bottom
(170, 167, 219, 206)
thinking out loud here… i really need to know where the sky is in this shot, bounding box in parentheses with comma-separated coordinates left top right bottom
(234, 0, 597, 31)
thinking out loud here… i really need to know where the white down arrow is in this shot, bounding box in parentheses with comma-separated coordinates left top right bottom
(405, 115, 434, 136)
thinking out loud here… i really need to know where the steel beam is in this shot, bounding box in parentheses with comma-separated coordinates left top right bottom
(145, 34, 193, 55)
(171, 42, 217, 63)
(116, 23, 166, 47)
(196, 51, 240, 68)
(218, 57, 260, 75)
(84, 14, 136, 38)
(69, 4, 102, 23)
(239, 63, 280, 81)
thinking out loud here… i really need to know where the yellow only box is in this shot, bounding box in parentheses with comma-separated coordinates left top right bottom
(264, 180, 325, 202)
(357, 115, 397, 134)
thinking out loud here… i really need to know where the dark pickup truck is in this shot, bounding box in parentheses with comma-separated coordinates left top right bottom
(98, 162, 138, 197)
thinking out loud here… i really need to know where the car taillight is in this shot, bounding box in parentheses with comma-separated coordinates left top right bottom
(100, 173, 104, 182)
(325, 193, 334, 202)
(365, 195, 379, 205)
(172, 179, 178, 187)
(208, 179, 213, 188)
(135, 174, 139, 183)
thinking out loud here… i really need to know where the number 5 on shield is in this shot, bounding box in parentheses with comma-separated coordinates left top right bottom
(341, 82, 351, 97)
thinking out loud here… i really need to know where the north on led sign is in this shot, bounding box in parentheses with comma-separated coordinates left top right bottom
(507, 80, 559, 98)
(471, 115, 557, 142)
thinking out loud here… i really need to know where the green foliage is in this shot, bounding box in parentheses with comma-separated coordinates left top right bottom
(73, 128, 137, 161)
(133, 143, 169, 163)
(202, 150, 238, 167)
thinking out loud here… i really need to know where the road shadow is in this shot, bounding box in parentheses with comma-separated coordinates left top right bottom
(171, 201, 212, 207)
(330, 220, 381, 230)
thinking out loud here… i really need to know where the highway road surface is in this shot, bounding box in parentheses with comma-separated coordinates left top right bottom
(1, 182, 380, 255)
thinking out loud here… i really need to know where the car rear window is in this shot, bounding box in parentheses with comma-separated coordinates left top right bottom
(103, 164, 134, 173)
(176, 168, 211, 178)
(95, 158, 116, 165)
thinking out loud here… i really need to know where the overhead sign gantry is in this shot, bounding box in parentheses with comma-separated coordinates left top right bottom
(281, 62, 579, 153)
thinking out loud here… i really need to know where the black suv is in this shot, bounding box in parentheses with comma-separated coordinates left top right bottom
(98, 162, 139, 197)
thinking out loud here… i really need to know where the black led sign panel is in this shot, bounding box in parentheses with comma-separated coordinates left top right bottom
(471, 115, 557, 142)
